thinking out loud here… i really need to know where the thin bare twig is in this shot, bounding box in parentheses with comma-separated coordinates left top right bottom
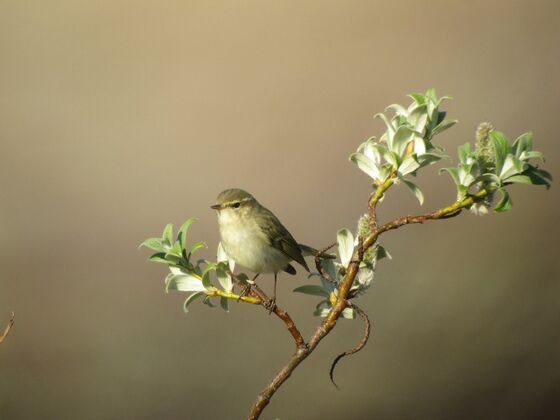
(0, 312, 15, 345)
(329, 303, 371, 388)
(314, 242, 337, 282)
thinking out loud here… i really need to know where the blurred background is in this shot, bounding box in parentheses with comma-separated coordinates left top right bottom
(1, 1, 559, 419)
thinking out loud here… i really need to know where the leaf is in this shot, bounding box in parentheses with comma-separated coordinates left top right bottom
(167, 274, 206, 292)
(190, 241, 207, 255)
(503, 174, 532, 185)
(525, 167, 552, 188)
(178, 218, 197, 250)
(489, 131, 510, 174)
(349, 153, 380, 180)
(322, 258, 339, 282)
(392, 126, 415, 156)
(341, 307, 355, 319)
(457, 143, 472, 164)
(376, 245, 391, 260)
(293, 285, 330, 298)
(408, 92, 426, 104)
(431, 118, 457, 137)
(337, 229, 354, 267)
(183, 291, 204, 313)
(201, 270, 212, 290)
(494, 189, 513, 212)
(162, 223, 174, 248)
(165, 241, 182, 258)
(148, 252, 171, 264)
(440, 167, 461, 186)
(512, 132, 533, 157)
(402, 179, 424, 205)
(139, 238, 164, 252)
(203, 296, 216, 308)
(219, 297, 229, 312)
(216, 262, 233, 292)
(499, 154, 524, 179)
(398, 155, 420, 176)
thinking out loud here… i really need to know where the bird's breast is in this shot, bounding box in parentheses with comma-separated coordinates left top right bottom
(217, 212, 289, 273)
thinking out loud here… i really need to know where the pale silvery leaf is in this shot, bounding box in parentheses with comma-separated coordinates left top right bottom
(357, 267, 374, 287)
(168, 274, 206, 292)
(217, 242, 235, 272)
(162, 223, 173, 248)
(216, 263, 233, 292)
(169, 266, 188, 275)
(337, 229, 354, 267)
(398, 155, 420, 176)
(402, 179, 425, 205)
(183, 291, 204, 313)
(350, 153, 380, 180)
(499, 154, 525, 179)
(413, 135, 427, 155)
(314, 307, 331, 318)
(392, 126, 415, 156)
(341, 307, 355, 319)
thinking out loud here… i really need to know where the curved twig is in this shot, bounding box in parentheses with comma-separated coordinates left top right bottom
(329, 303, 371, 388)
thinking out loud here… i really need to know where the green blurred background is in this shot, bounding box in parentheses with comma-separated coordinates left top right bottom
(1, 1, 559, 419)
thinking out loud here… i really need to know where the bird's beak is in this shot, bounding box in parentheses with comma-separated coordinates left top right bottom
(210, 204, 221, 210)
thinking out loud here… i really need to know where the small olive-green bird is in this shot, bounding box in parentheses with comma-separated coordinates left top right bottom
(211, 188, 310, 308)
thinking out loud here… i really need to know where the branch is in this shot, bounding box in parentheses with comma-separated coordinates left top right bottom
(329, 303, 371, 388)
(228, 270, 306, 349)
(0, 312, 15, 345)
(247, 189, 490, 419)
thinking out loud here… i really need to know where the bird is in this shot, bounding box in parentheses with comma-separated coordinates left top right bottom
(211, 188, 310, 310)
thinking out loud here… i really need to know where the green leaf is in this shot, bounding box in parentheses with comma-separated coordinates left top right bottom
(402, 179, 424, 205)
(162, 223, 174, 248)
(178, 218, 197, 250)
(525, 167, 552, 188)
(139, 238, 164, 252)
(183, 291, 204, 313)
(376, 245, 391, 260)
(203, 296, 216, 308)
(190, 241, 207, 255)
(337, 229, 354, 267)
(201, 270, 212, 290)
(494, 189, 513, 212)
(490, 131, 510, 174)
(512, 132, 533, 157)
(408, 92, 426, 104)
(165, 241, 182, 258)
(503, 174, 532, 185)
(293, 285, 330, 298)
(148, 252, 171, 264)
(440, 167, 461, 186)
(431, 119, 457, 137)
(219, 297, 229, 312)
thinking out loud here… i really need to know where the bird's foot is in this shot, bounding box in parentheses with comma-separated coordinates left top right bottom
(263, 297, 276, 314)
(237, 283, 253, 301)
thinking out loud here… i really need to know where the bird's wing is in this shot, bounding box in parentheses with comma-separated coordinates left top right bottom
(259, 206, 310, 272)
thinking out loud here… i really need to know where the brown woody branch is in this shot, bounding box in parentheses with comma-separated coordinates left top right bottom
(247, 188, 489, 419)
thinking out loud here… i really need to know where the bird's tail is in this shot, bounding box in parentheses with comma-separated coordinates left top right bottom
(298, 244, 337, 260)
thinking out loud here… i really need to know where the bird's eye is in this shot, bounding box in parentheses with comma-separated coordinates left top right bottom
(232, 202, 241, 208)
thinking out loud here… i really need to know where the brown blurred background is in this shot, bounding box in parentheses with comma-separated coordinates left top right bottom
(1, 1, 559, 419)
